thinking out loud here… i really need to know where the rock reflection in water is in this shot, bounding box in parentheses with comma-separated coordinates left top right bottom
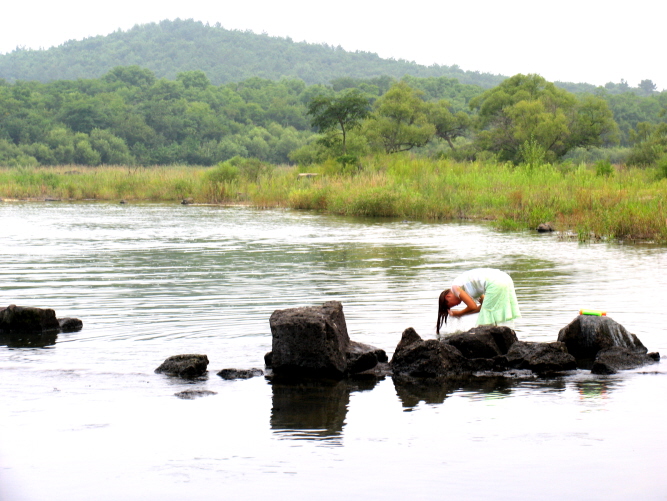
(393, 375, 571, 409)
(0, 330, 58, 348)
(269, 377, 379, 442)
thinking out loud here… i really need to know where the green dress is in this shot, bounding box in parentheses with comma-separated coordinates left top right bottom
(452, 268, 521, 326)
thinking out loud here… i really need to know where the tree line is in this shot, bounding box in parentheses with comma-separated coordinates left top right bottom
(1, 67, 666, 169)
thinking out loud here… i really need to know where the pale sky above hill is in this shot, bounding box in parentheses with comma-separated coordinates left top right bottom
(1, 0, 664, 90)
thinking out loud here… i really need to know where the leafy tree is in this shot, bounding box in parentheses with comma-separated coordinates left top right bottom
(365, 82, 435, 154)
(470, 74, 618, 163)
(307, 89, 370, 155)
(428, 100, 471, 149)
(638, 79, 657, 97)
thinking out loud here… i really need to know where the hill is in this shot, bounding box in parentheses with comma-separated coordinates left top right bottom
(0, 19, 506, 88)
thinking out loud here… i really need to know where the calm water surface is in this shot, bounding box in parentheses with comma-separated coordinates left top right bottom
(1, 202, 666, 500)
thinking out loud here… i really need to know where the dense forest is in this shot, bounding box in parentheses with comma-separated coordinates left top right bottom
(1, 66, 666, 168)
(1, 18, 666, 169)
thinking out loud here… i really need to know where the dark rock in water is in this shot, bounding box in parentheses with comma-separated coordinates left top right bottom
(557, 315, 647, 362)
(390, 328, 469, 378)
(500, 341, 577, 373)
(269, 301, 350, 378)
(217, 368, 264, 380)
(591, 347, 660, 375)
(175, 390, 217, 399)
(0, 304, 60, 333)
(155, 354, 209, 378)
(58, 317, 83, 332)
(346, 340, 388, 374)
(537, 222, 555, 232)
(442, 325, 518, 359)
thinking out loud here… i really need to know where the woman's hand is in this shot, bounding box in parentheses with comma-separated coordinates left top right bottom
(451, 289, 482, 317)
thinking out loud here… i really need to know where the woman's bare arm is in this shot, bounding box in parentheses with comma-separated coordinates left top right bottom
(449, 289, 481, 317)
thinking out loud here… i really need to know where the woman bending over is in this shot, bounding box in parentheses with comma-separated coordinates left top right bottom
(437, 268, 521, 334)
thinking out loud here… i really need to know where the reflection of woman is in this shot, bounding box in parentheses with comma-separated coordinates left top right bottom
(437, 268, 521, 334)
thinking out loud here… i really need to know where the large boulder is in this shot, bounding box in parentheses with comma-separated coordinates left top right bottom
(0, 305, 60, 333)
(269, 301, 384, 378)
(390, 328, 469, 378)
(591, 347, 660, 375)
(557, 315, 647, 362)
(441, 325, 518, 358)
(269, 301, 349, 378)
(500, 341, 577, 373)
(155, 354, 209, 378)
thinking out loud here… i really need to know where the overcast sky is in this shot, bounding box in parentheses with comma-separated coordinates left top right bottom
(1, 0, 664, 90)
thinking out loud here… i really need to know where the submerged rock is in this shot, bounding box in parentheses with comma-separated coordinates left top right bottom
(557, 315, 647, 362)
(217, 368, 264, 380)
(58, 317, 83, 332)
(175, 389, 217, 399)
(155, 354, 209, 378)
(390, 328, 469, 378)
(591, 347, 660, 375)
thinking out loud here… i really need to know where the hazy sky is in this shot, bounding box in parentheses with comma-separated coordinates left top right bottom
(1, 0, 664, 90)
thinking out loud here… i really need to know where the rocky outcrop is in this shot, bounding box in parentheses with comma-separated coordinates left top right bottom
(267, 301, 385, 378)
(217, 368, 264, 380)
(557, 315, 647, 362)
(591, 347, 660, 375)
(390, 328, 470, 378)
(155, 354, 209, 378)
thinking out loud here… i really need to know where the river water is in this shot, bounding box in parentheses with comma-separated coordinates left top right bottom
(1, 202, 666, 500)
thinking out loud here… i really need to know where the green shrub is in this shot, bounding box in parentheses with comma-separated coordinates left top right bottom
(594, 159, 614, 177)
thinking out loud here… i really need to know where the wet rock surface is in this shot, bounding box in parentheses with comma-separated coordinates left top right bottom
(155, 354, 209, 378)
(591, 347, 660, 375)
(557, 315, 647, 362)
(217, 368, 264, 379)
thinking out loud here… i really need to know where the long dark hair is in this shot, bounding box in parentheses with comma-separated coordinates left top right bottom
(436, 289, 451, 334)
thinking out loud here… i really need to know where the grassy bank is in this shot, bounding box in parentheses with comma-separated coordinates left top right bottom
(1, 158, 666, 242)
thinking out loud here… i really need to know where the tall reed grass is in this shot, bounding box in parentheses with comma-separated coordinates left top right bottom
(1, 159, 666, 242)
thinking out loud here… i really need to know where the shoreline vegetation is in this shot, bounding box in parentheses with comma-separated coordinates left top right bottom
(1, 156, 666, 243)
